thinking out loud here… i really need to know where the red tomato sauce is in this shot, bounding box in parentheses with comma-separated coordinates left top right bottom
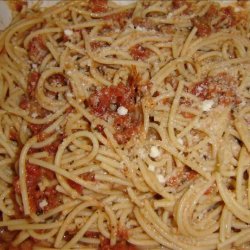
(190, 73, 239, 105)
(129, 45, 151, 61)
(90, 0, 108, 13)
(88, 80, 142, 144)
(28, 35, 48, 64)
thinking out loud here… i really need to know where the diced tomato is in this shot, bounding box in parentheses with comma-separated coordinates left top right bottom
(90, 0, 108, 13)
(192, 4, 242, 37)
(28, 123, 47, 136)
(95, 124, 104, 134)
(129, 45, 151, 61)
(167, 168, 197, 188)
(132, 17, 155, 30)
(192, 18, 211, 37)
(14, 0, 27, 12)
(65, 107, 75, 114)
(117, 227, 129, 240)
(43, 186, 60, 211)
(85, 231, 100, 238)
(47, 74, 68, 86)
(67, 180, 84, 194)
(0, 227, 18, 244)
(24, 163, 59, 213)
(81, 172, 95, 182)
(9, 129, 18, 142)
(8, 239, 34, 250)
(104, 11, 132, 29)
(28, 36, 48, 64)
(190, 73, 238, 105)
(114, 114, 141, 144)
(43, 134, 64, 155)
(180, 112, 195, 119)
(88, 72, 142, 144)
(172, 0, 185, 9)
(20, 96, 50, 119)
(19, 96, 30, 110)
(90, 41, 109, 50)
(27, 72, 40, 98)
(204, 186, 214, 195)
(88, 83, 136, 118)
(99, 237, 137, 250)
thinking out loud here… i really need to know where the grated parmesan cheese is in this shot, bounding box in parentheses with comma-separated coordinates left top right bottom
(64, 29, 73, 36)
(117, 106, 128, 116)
(149, 146, 161, 158)
(39, 199, 48, 209)
(177, 138, 183, 145)
(202, 100, 214, 112)
(157, 174, 165, 184)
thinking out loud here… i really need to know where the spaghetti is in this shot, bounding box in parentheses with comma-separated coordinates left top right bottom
(0, 0, 250, 249)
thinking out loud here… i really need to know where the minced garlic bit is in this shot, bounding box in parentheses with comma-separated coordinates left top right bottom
(202, 100, 214, 112)
(149, 146, 161, 158)
(64, 29, 73, 36)
(39, 199, 48, 209)
(117, 106, 128, 116)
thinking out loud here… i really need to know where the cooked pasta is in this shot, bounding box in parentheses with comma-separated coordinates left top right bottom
(0, 0, 250, 249)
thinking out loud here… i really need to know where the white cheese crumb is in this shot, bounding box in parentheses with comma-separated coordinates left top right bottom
(138, 148, 146, 159)
(148, 165, 155, 172)
(32, 63, 37, 69)
(117, 106, 128, 116)
(64, 29, 73, 36)
(157, 174, 165, 184)
(66, 92, 73, 98)
(177, 138, 183, 145)
(202, 100, 214, 112)
(136, 26, 147, 32)
(31, 112, 38, 118)
(39, 199, 48, 209)
(149, 146, 161, 158)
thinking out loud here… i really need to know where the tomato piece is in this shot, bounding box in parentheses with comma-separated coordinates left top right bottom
(85, 231, 100, 238)
(192, 18, 211, 37)
(47, 74, 68, 86)
(90, 0, 108, 13)
(28, 36, 48, 64)
(67, 180, 84, 194)
(43, 134, 64, 155)
(104, 11, 132, 28)
(19, 96, 30, 110)
(88, 83, 135, 118)
(27, 72, 40, 98)
(90, 41, 109, 50)
(190, 73, 238, 105)
(100, 237, 137, 250)
(129, 45, 151, 61)
(81, 172, 95, 182)
(28, 123, 47, 136)
(117, 227, 129, 240)
(114, 114, 141, 144)
(167, 168, 197, 188)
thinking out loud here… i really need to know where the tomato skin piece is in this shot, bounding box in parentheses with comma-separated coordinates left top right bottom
(27, 71, 40, 98)
(90, 0, 108, 13)
(190, 73, 238, 105)
(28, 36, 48, 64)
(67, 179, 84, 194)
(129, 45, 151, 61)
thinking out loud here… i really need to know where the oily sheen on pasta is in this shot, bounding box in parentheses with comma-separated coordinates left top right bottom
(0, 0, 250, 249)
